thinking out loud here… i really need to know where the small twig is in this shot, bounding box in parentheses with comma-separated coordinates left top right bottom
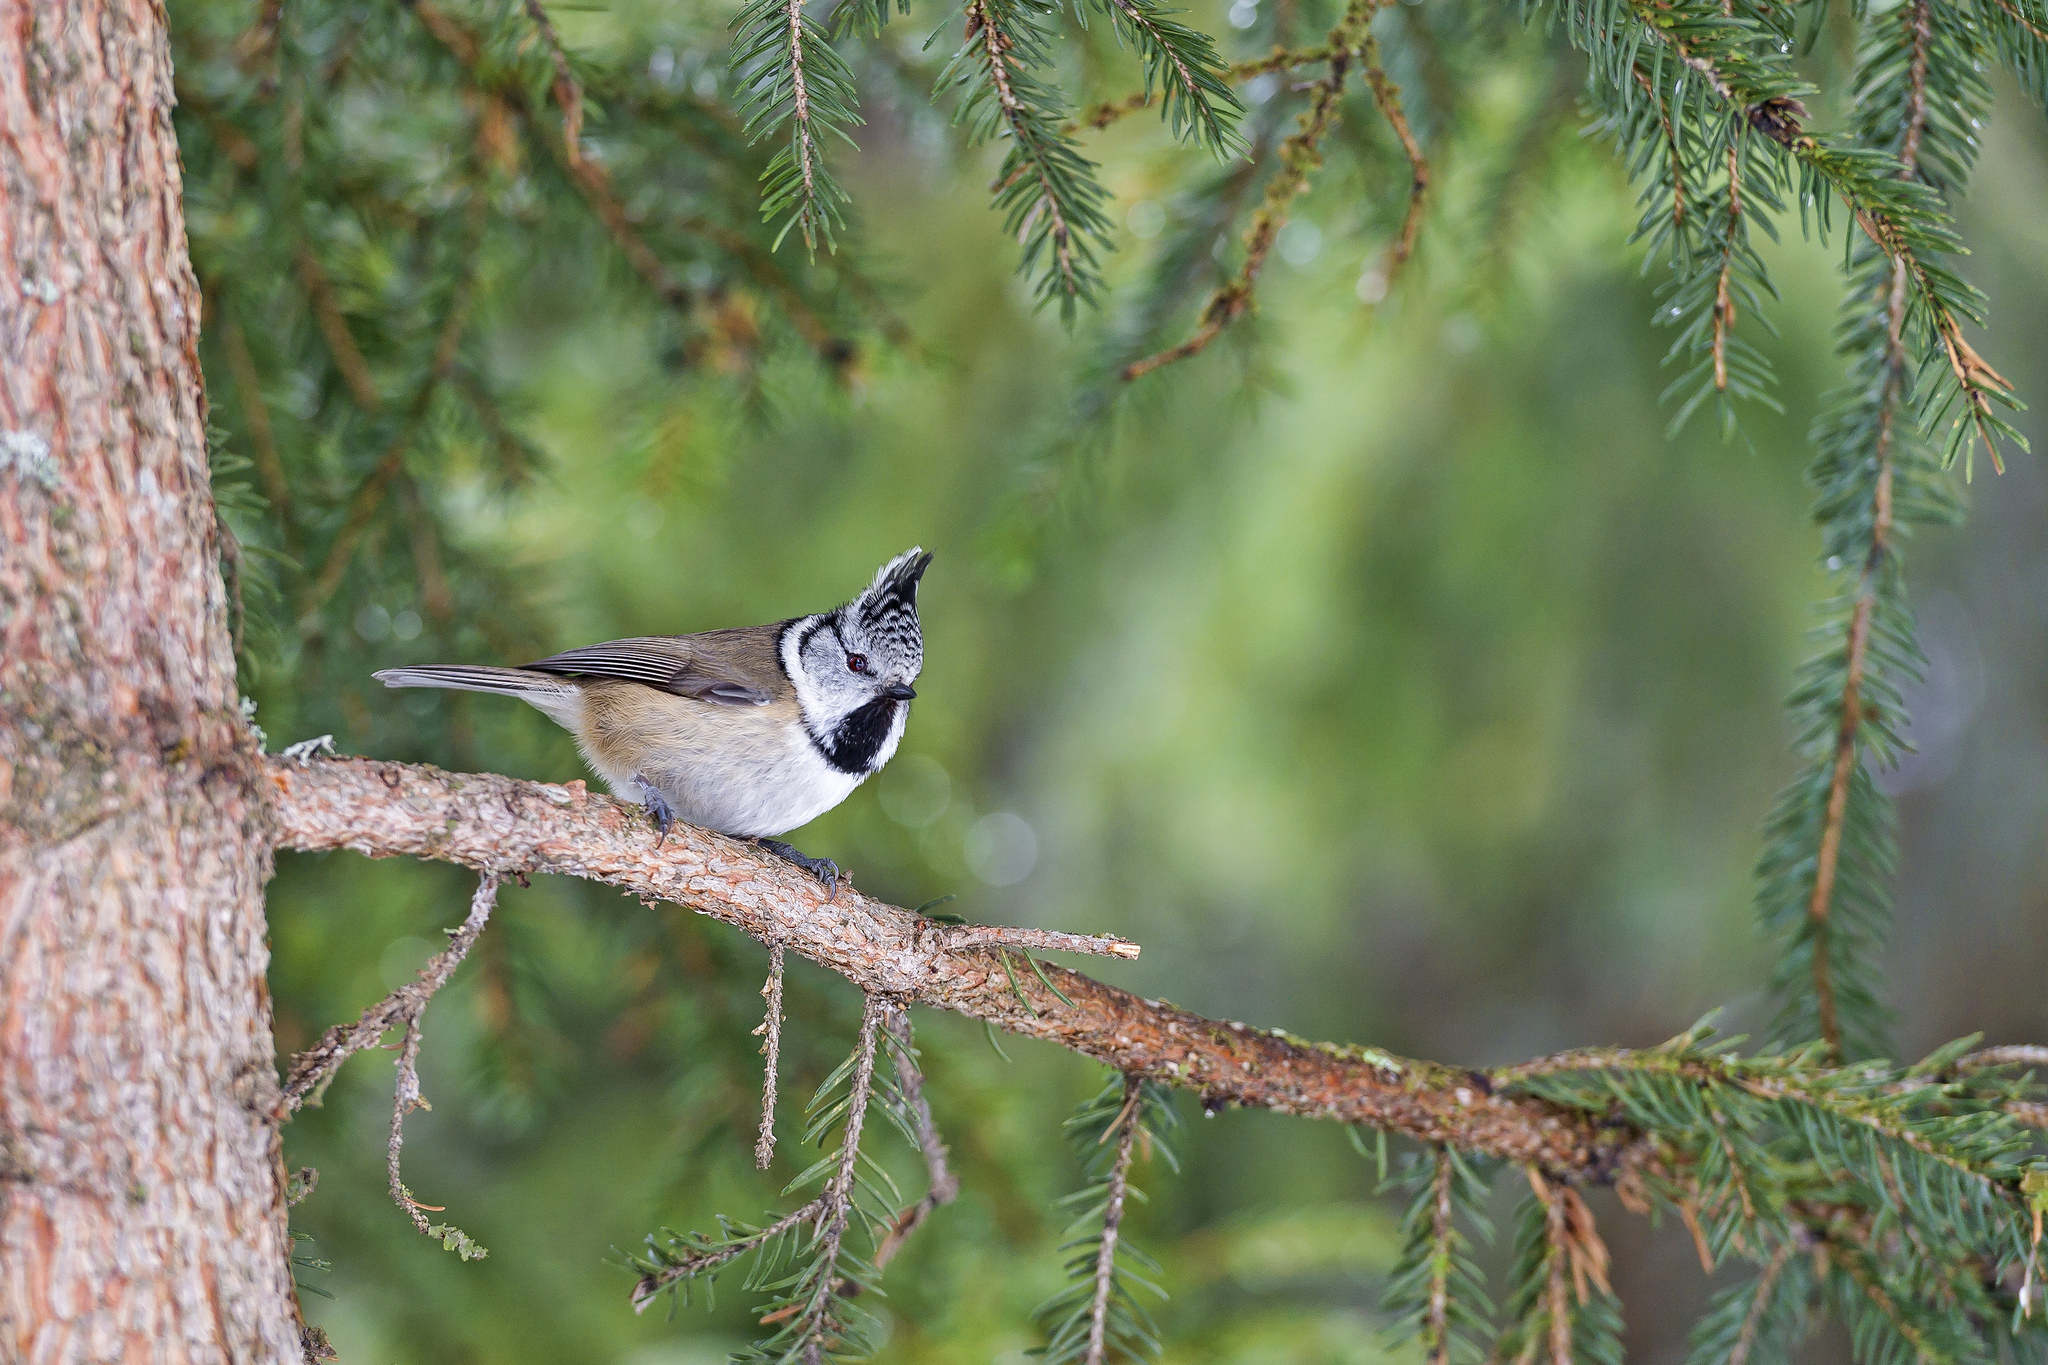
(1122, 0, 1378, 380)
(1086, 1075, 1144, 1365)
(862, 1007, 959, 1277)
(520, 0, 584, 165)
(790, 993, 886, 1355)
(631, 1200, 826, 1312)
(1632, 69, 1687, 231)
(1804, 0, 1928, 1056)
(294, 245, 382, 411)
(943, 924, 1142, 960)
(1726, 1242, 1790, 1365)
(283, 872, 502, 1112)
(755, 943, 786, 1169)
(1359, 30, 1428, 293)
(1712, 142, 1741, 392)
(1071, 41, 1342, 132)
(1959, 1045, 2048, 1071)
(286, 873, 499, 1239)
(1529, 1168, 1575, 1365)
(388, 1014, 433, 1232)
(1424, 1147, 1454, 1365)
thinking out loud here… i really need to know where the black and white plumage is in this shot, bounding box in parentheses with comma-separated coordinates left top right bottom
(372, 548, 932, 887)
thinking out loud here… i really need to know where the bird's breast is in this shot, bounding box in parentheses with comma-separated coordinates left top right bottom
(575, 685, 866, 838)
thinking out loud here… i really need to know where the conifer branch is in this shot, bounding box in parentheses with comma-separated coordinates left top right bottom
(1384, 1146, 1495, 1365)
(942, 0, 1117, 319)
(870, 1008, 958, 1271)
(1072, 44, 1346, 133)
(521, 0, 585, 164)
(630, 1201, 827, 1311)
(730, 0, 860, 252)
(1712, 144, 1740, 394)
(1093, 0, 1245, 153)
(300, 220, 480, 621)
(266, 756, 1621, 1173)
(1034, 1074, 1178, 1363)
(287, 873, 500, 1257)
(1726, 1244, 1790, 1365)
(1085, 1076, 1142, 1365)
(1121, 0, 1379, 379)
(293, 245, 382, 411)
(784, 993, 885, 1358)
(1603, 0, 2022, 466)
(218, 310, 298, 553)
(1359, 31, 1429, 293)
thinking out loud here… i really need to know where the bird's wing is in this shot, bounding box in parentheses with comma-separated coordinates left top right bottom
(524, 628, 787, 706)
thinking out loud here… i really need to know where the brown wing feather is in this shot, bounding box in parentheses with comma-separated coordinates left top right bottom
(524, 625, 791, 706)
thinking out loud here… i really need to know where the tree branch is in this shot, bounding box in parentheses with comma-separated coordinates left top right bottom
(264, 755, 1618, 1174)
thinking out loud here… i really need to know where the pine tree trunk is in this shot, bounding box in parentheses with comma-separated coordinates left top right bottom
(0, 1, 302, 1358)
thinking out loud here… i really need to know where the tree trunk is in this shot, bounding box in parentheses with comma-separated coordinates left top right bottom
(0, 2, 302, 1358)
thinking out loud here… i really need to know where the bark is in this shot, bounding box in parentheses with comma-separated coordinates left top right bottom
(268, 757, 1621, 1176)
(0, 2, 302, 1359)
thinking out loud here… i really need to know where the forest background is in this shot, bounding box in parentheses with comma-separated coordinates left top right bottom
(164, 0, 2048, 1357)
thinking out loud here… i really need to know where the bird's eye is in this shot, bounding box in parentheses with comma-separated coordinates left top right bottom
(846, 653, 870, 675)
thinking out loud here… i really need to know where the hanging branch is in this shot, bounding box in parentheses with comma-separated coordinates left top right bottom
(1084, 1078, 1141, 1363)
(298, 207, 481, 621)
(283, 872, 500, 1256)
(1601, 0, 2023, 467)
(1121, 0, 1381, 380)
(730, 0, 861, 251)
(939, 0, 1117, 319)
(1383, 1146, 1495, 1365)
(1090, 0, 1245, 152)
(872, 1005, 960, 1271)
(1033, 1074, 1177, 1364)
(1798, 1, 1922, 1060)
(1358, 30, 1429, 295)
(756, 942, 786, 1169)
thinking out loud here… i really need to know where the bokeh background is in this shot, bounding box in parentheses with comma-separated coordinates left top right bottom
(189, 0, 2048, 1356)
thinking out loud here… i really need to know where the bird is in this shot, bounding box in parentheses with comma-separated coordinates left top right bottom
(371, 547, 932, 894)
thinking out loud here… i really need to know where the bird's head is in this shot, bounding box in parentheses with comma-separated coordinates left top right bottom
(783, 548, 931, 772)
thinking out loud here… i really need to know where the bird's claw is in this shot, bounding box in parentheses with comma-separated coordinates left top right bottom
(756, 839, 843, 899)
(635, 778, 676, 845)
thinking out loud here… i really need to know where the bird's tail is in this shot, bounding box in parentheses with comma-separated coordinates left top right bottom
(372, 665, 582, 701)
(373, 665, 583, 725)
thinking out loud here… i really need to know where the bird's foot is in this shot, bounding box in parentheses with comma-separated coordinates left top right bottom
(756, 839, 842, 900)
(635, 778, 676, 844)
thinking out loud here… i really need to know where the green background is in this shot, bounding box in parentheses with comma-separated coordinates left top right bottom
(191, 0, 2048, 1355)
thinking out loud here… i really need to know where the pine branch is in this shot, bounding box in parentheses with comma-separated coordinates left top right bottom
(1087, 0, 1245, 153)
(1033, 1074, 1179, 1364)
(1358, 30, 1429, 295)
(1071, 43, 1349, 133)
(730, 0, 861, 252)
(287, 873, 500, 1256)
(938, 0, 1117, 320)
(1382, 1146, 1497, 1365)
(1121, 0, 1382, 379)
(1754, 0, 1992, 1060)
(1684, 1242, 1811, 1365)
(1503, 1170, 1624, 1365)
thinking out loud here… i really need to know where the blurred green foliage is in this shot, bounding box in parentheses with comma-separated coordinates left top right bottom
(167, 0, 2048, 1356)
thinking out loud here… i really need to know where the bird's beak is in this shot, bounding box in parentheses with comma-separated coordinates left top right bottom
(884, 683, 917, 701)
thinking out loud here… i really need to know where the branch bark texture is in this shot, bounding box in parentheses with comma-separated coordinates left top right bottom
(0, 0, 301, 1356)
(267, 757, 1614, 1174)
